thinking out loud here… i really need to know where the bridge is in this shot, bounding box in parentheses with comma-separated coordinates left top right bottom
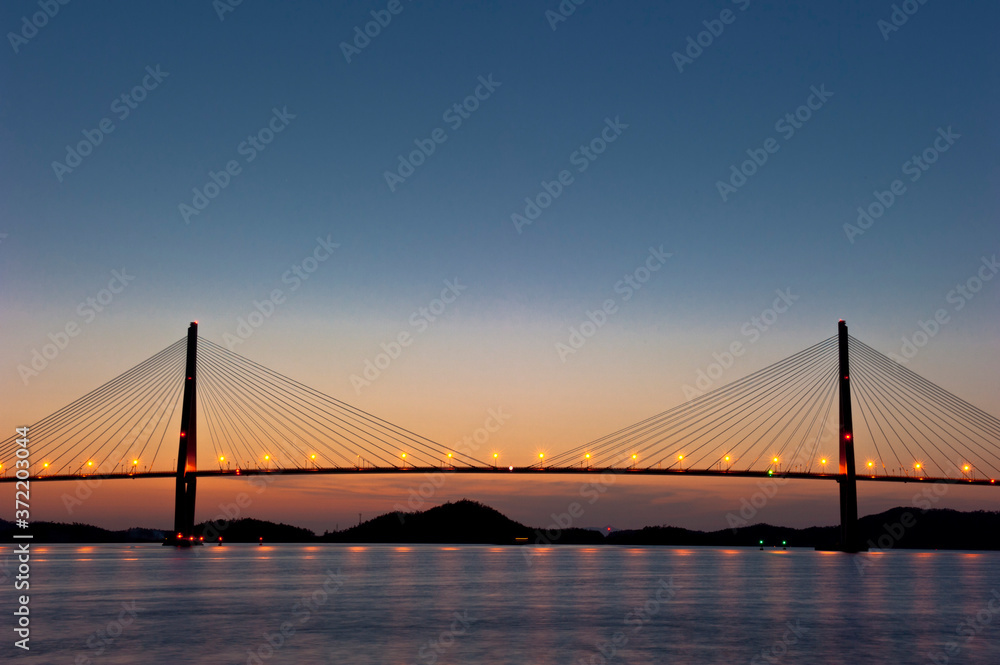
(3, 320, 998, 553)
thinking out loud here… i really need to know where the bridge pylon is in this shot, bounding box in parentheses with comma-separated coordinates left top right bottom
(836, 320, 864, 553)
(166, 321, 201, 546)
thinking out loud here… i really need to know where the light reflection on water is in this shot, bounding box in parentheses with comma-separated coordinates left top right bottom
(6, 544, 1000, 664)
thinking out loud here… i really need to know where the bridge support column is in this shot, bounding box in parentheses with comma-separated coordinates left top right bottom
(167, 322, 200, 546)
(837, 320, 863, 552)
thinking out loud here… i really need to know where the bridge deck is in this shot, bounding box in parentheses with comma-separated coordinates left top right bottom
(2, 466, 995, 486)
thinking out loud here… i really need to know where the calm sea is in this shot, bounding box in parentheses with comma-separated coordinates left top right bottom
(3, 544, 999, 664)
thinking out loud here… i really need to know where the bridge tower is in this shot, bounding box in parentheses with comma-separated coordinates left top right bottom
(168, 321, 200, 546)
(837, 320, 862, 552)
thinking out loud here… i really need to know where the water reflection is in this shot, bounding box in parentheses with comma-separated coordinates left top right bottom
(3, 544, 998, 664)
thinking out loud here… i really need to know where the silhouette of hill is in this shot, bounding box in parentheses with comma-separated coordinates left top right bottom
(605, 508, 1000, 550)
(2, 504, 997, 549)
(0, 520, 164, 543)
(321, 499, 603, 545)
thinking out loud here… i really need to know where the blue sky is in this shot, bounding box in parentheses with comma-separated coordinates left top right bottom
(1, 0, 998, 530)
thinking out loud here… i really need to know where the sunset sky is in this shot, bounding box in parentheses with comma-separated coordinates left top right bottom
(2, 1, 997, 533)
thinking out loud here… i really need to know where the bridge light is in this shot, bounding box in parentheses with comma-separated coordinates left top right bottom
(493, 453, 499, 459)
(632, 454, 637, 460)
(773, 457, 779, 464)
(132, 459, 138, 466)
(914, 463, 921, 470)
(963, 464, 970, 472)
(508, 466, 513, 471)
(724, 455, 731, 462)
(585, 453, 591, 459)
(867, 461, 874, 468)
(311, 454, 316, 460)
(447, 453, 452, 458)
(43, 462, 49, 468)
(87, 461, 93, 467)
(767, 470, 773, 476)
(844, 433, 852, 441)
(219, 455, 225, 462)
(678, 455, 684, 461)
(264, 455, 270, 461)
(820, 458, 827, 465)
(401, 453, 407, 459)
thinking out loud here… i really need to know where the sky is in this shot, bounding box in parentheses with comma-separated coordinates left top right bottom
(1, 0, 998, 533)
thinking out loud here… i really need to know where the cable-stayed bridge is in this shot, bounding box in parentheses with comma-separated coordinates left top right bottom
(2, 321, 998, 552)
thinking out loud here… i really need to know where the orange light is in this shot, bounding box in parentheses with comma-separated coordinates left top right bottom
(963, 464, 970, 472)
(724, 455, 731, 462)
(821, 458, 827, 465)
(219, 455, 225, 462)
(585, 453, 591, 459)
(43, 462, 49, 468)
(310, 454, 316, 460)
(493, 453, 498, 459)
(401, 453, 407, 459)
(447, 453, 452, 458)
(773, 457, 779, 464)
(867, 461, 874, 468)
(539, 453, 544, 459)
(132, 459, 138, 465)
(87, 461, 93, 467)
(914, 463, 921, 470)
(264, 455, 270, 461)
(632, 454, 637, 460)
(678, 455, 684, 461)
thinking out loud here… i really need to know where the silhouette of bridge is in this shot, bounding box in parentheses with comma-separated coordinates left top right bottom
(3, 321, 998, 552)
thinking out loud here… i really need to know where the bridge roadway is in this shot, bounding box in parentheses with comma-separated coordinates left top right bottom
(2, 466, 996, 485)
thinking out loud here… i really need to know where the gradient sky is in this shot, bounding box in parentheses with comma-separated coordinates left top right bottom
(2, 1, 998, 533)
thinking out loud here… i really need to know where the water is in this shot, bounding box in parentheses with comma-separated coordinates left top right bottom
(5, 544, 999, 664)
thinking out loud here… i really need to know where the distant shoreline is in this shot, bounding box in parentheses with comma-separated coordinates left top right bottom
(3, 500, 998, 551)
